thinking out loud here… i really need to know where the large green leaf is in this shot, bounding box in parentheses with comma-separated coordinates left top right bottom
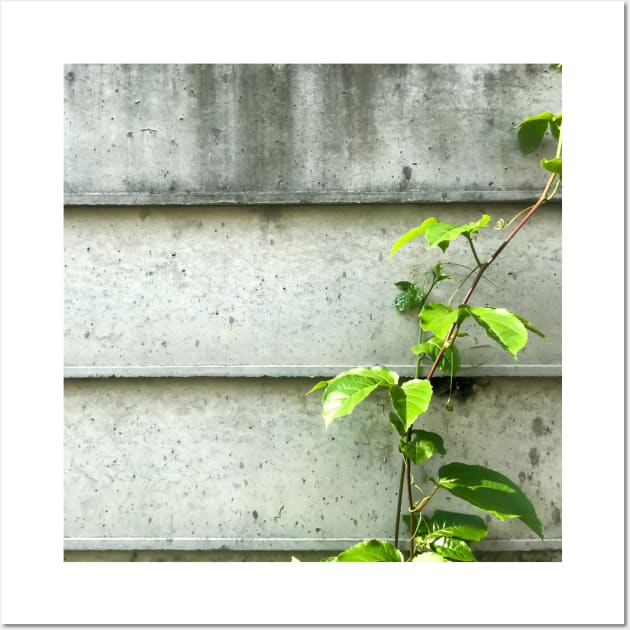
(390, 218, 438, 256)
(394, 281, 424, 312)
(438, 462, 544, 538)
(334, 539, 404, 562)
(316, 366, 399, 427)
(390, 380, 434, 431)
(424, 215, 491, 252)
(466, 306, 529, 359)
(421, 509, 488, 542)
(399, 429, 445, 464)
(420, 304, 461, 339)
(430, 537, 476, 562)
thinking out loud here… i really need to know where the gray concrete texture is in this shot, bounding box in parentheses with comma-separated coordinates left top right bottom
(64, 64, 561, 558)
(64, 549, 561, 562)
(64, 377, 561, 550)
(64, 64, 561, 205)
(64, 204, 560, 375)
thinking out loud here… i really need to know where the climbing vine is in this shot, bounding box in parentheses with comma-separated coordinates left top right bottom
(307, 65, 562, 562)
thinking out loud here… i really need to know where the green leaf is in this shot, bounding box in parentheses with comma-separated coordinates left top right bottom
(390, 217, 438, 256)
(306, 380, 328, 394)
(320, 556, 337, 562)
(424, 215, 491, 252)
(420, 304, 463, 339)
(334, 539, 404, 562)
(394, 282, 424, 312)
(412, 336, 461, 374)
(549, 121, 560, 141)
(412, 551, 449, 562)
(467, 306, 529, 359)
(320, 366, 399, 427)
(399, 429, 445, 464)
(514, 113, 555, 154)
(431, 262, 451, 283)
(421, 509, 488, 542)
(549, 63, 562, 73)
(541, 157, 562, 176)
(390, 380, 434, 431)
(388, 411, 406, 437)
(430, 537, 476, 562)
(438, 462, 544, 538)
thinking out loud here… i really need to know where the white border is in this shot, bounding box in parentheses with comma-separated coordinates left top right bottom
(1, 0, 624, 625)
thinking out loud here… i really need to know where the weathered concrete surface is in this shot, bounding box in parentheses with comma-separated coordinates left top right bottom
(64, 204, 561, 376)
(64, 64, 561, 205)
(64, 377, 561, 550)
(64, 549, 561, 562)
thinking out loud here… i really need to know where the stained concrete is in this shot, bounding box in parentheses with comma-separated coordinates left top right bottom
(64, 204, 561, 375)
(64, 64, 561, 205)
(64, 377, 561, 550)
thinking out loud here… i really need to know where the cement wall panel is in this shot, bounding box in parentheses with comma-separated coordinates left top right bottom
(64, 204, 561, 376)
(64, 64, 561, 205)
(64, 377, 561, 551)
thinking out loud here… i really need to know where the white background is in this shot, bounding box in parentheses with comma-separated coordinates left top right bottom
(1, 0, 625, 625)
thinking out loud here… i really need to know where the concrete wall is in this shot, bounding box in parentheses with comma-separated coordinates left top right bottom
(64, 64, 561, 205)
(64, 64, 561, 560)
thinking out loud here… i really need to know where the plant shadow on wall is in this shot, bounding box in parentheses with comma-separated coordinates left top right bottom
(304, 65, 562, 562)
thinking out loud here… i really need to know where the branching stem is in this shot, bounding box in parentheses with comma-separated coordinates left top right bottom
(426, 168, 559, 381)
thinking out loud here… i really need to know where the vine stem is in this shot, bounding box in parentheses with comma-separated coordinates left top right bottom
(426, 168, 559, 381)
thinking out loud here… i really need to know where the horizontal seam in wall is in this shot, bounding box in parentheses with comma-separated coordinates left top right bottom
(63, 364, 562, 378)
(64, 190, 563, 206)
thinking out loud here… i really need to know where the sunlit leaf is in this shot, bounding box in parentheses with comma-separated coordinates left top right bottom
(424, 215, 491, 252)
(438, 462, 544, 538)
(319, 366, 399, 427)
(420, 304, 466, 340)
(466, 306, 528, 359)
(390, 380, 433, 431)
(430, 536, 476, 562)
(390, 218, 438, 256)
(420, 509, 488, 542)
(334, 539, 404, 562)
(412, 551, 449, 562)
